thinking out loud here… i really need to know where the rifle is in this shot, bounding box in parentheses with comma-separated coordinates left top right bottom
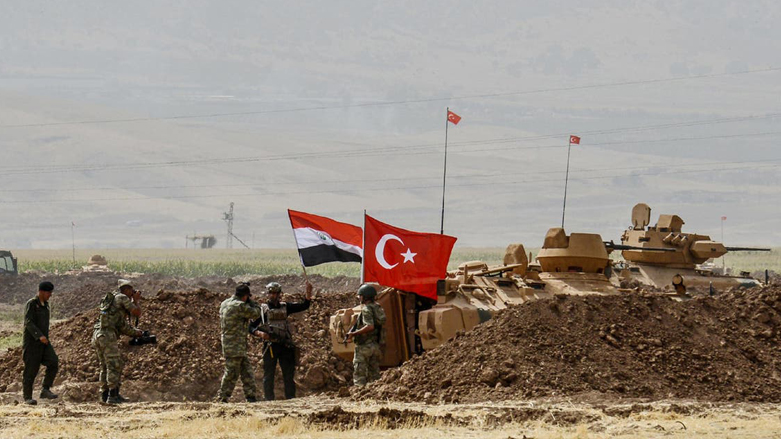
(342, 321, 358, 346)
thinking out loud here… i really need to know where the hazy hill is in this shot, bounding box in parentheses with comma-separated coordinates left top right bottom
(0, 0, 779, 249)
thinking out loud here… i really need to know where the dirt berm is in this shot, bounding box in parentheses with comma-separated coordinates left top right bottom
(0, 271, 358, 319)
(0, 279, 358, 402)
(362, 286, 781, 404)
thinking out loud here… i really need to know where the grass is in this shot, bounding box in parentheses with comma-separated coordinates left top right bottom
(12, 248, 511, 278)
(10, 247, 780, 278)
(0, 401, 780, 438)
(0, 332, 22, 350)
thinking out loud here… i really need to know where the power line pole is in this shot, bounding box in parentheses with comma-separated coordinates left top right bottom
(223, 202, 234, 249)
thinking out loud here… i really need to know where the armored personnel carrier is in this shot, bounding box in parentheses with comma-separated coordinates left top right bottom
(614, 203, 769, 293)
(330, 228, 641, 366)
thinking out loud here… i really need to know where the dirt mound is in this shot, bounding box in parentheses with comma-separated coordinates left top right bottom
(0, 277, 358, 402)
(363, 287, 781, 403)
(0, 272, 359, 320)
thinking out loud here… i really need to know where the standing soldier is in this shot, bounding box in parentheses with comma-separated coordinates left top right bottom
(346, 284, 386, 386)
(251, 281, 312, 400)
(22, 281, 59, 405)
(92, 279, 143, 404)
(217, 282, 262, 403)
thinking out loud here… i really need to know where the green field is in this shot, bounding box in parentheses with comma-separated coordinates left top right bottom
(9, 247, 780, 278)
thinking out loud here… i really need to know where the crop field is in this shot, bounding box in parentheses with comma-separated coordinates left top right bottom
(11, 247, 780, 278)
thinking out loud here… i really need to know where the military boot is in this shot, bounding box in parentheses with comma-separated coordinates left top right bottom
(106, 388, 122, 404)
(39, 388, 58, 399)
(245, 396, 257, 403)
(24, 398, 37, 405)
(101, 390, 109, 403)
(115, 385, 129, 403)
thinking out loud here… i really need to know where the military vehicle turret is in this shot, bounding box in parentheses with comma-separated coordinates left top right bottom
(614, 203, 770, 293)
(330, 228, 653, 366)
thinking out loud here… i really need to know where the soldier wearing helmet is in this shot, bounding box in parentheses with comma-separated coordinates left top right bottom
(346, 284, 386, 386)
(250, 280, 313, 400)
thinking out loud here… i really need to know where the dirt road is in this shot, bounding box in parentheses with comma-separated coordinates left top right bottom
(0, 397, 779, 438)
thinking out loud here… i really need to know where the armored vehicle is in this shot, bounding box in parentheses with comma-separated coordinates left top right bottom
(614, 203, 769, 292)
(330, 228, 641, 366)
(0, 250, 18, 275)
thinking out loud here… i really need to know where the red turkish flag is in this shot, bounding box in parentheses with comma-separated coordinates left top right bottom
(447, 110, 461, 125)
(363, 215, 457, 299)
(569, 135, 580, 144)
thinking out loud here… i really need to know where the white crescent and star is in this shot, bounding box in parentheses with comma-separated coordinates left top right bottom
(375, 234, 416, 269)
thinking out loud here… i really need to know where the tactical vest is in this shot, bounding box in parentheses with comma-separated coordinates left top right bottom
(354, 303, 386, 346)
(262, 302, 293, 346)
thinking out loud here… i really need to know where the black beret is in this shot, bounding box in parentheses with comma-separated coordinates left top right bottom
(38, 281, 54, 292)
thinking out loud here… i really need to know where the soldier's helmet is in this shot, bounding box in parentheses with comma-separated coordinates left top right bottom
(266, 282, 282, 294)
(357, 284, 377, 299)
(118, 279, 134, 289)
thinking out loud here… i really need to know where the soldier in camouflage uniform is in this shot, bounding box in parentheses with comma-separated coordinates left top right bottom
(22, 281, 59, 405)
(346, 284, 386, 386)
(217, 282, 262, 402)
(92, 279, 143, 404)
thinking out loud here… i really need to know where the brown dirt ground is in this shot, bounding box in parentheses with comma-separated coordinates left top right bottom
(0, 272, 359, 402)
(361, 286, 781, 404)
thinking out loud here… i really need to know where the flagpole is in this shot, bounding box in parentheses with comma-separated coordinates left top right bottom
(287, 210, 308, 282)
(360, 210, 366, 284)
(440, 107, 449, 235)
(721, 216, 726, 274)
(561, 139, 572, 229)
(71, 221, 76, 264)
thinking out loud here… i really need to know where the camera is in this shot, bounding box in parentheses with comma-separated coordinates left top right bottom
(129, 330, 157, 346)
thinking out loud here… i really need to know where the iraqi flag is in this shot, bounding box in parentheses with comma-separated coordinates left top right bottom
(288, 209, 363, 267)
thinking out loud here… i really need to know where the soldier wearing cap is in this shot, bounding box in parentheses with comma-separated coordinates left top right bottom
(217, 282, 262, 402)
(250, 281, 313, 400)
(346, 284, 386, 386)
(22, 281, 59, 405)
(92, 279, 143, 404)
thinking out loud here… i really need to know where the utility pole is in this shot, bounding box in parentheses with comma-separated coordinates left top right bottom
(223, 202, 234, 249)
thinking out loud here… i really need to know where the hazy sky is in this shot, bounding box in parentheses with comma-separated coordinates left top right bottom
(1, 0, 779, 249)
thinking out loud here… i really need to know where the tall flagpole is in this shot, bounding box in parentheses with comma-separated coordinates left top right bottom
(721, 216, 726, 273)
(71, 221, 76, 264)
(440, 107, 449, 235)
(561, 138, 573, 228)
(360, 210, 367, 284)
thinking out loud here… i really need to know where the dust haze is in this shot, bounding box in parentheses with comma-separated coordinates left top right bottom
(1, 1, 779, 250)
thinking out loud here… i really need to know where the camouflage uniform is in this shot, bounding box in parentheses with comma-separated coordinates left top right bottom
(91, 290, 140, 392)
(353, 302, 386, 386)
(217, 296, 262, 401)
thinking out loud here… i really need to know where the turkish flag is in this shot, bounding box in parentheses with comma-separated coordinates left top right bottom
(363, 215, 457, 299)
(569, 135, 581, 144)
(447, 110, 461, 125)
